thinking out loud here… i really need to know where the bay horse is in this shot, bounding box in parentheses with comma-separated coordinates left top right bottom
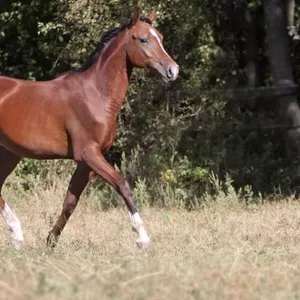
(0, 10, 179, 249)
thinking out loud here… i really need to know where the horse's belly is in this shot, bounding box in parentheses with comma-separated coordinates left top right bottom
(0, 132, 69, 159)
(0, 115, 70, 159)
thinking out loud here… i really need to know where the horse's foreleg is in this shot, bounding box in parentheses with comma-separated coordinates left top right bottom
(0, 148, 22, 249)
(47, 163, 93, 248)
(82, 146, 150, 249)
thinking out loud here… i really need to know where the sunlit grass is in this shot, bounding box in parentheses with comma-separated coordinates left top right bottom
(1, 178, 300, 299)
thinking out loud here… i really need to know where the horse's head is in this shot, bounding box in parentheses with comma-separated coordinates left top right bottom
(126, 10, 179, 83)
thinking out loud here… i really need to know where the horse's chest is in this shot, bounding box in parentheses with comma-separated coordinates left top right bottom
(90, 118, 117, 149)
(72, 99, 118, 150)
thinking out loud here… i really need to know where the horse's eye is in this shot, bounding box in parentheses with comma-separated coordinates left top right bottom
(140, 38, 148, 44)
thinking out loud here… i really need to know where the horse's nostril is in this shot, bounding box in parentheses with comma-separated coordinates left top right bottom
(165, 65, 179, 81)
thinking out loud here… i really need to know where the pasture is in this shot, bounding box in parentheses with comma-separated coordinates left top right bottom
(1, 179, 300, 300)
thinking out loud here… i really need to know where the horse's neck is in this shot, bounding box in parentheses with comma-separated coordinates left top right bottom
(86, 31, 131, 116)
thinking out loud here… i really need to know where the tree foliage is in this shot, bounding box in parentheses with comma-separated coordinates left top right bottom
(0, 0, 298, 203)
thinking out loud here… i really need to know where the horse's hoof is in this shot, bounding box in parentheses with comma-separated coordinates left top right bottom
(136, 239, 150, 249)
(11, 239, 24, 250)
(46, 233, 58, 249)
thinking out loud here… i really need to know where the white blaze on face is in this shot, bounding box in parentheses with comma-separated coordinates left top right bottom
(1, 202, 24, 244)
(149, 28, 172, 59)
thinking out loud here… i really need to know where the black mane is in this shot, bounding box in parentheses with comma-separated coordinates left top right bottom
(74, 16, 152, 72)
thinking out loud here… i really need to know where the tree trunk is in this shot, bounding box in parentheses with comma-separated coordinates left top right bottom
(286, 0, 295, 28)
(263, 0, 300, 186)
(286, 0, 299, 39)
(243, 7, 261, 87)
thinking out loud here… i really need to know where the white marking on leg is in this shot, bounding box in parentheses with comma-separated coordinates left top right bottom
(129, 212, 150, 247)
(1, 203, 24, 248)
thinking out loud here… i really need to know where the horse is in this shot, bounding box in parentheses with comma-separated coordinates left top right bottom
(0, 10, 179, 249)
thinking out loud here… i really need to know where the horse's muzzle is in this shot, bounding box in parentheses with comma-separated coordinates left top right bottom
(166, 64, 179, 82)
(148, 61, 179, 83)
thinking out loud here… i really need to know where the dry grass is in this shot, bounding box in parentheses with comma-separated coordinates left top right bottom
(1, 180, 300, 299)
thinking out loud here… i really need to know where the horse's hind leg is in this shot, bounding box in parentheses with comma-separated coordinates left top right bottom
(0, 147, 22, 249)
(47, 163, 93, 248)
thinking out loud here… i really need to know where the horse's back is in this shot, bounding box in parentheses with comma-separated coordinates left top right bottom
(0, 76, 23, 99)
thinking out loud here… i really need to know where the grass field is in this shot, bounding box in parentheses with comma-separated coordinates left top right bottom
(1, 180, 300, 300)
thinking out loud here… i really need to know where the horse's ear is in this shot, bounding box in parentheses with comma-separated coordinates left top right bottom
(147, 11, 156, 21)
(131, 8, 141, 26)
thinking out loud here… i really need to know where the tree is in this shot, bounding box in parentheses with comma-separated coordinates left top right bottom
(263, 0, 300, 186)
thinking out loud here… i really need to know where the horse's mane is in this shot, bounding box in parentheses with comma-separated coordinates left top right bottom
(73, 16, 152, 72)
